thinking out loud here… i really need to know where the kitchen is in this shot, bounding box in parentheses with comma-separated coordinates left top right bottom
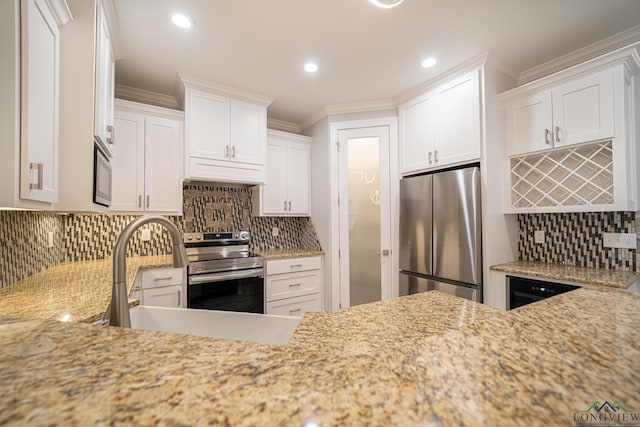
(1, 0, 640, 425)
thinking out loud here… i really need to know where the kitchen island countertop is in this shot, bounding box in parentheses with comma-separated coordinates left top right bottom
(2, 284, 640, 426)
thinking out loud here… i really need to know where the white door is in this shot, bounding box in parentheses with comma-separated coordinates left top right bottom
(286, 140, 310, 215)
(263, 138, 288, 214)
(188, 89, 229, 160)
(338, 126, 392, 308)
(506, 91, 553, 156)
(111, 110, 144, 211)
(230, 99, 266, 165)
(399, 92, 434, 174)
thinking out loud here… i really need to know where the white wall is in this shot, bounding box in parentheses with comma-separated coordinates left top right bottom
(480, 60, 519, 309)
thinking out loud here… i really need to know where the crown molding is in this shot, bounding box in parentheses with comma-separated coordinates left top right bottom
(101, 0, 122, 60)
(517, 24, 640, 85)
(267, 128, 311, 142)
(114, 98, 184, 119)
(115, 84, 182, 110)
(267, 118, 302, 134)
(299, 99, 397, 131)
(46, 0, 73, 26)
(177, 73, 274, 107)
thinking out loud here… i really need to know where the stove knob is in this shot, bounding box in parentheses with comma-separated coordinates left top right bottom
(186, 235, 193, 241)
(240, 231, 249, 240)
(196, 235, 202, 240)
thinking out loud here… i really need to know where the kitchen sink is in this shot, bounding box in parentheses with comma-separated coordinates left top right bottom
(129, 306, 301, 345)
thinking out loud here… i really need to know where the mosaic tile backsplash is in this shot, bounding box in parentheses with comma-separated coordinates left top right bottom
(519, 211, 639, 271)
(1, 184, 321, 288)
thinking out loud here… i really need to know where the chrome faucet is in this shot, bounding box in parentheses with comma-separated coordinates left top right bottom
(109, 215, 188, 327)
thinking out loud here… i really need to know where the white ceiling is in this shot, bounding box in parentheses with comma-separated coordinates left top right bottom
(112, 0, 640, 126)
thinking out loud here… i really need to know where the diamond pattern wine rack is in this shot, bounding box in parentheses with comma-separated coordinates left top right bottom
(510, 141, 613, 208)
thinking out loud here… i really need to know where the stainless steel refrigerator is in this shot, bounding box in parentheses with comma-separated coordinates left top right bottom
(399, 165, 482, 302)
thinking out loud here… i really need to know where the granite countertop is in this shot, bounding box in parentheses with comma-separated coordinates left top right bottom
(255, 247, 324, 260)
(490, 260, 640, 289)
(2, 286, 640, 425)
(0, 255, 174, 323)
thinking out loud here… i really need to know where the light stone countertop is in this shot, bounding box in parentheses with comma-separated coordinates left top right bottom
(255, 247, 324, 260)
(490, 260, 640, 289)
(0, 255, 174, 323)
(1, 287, 640, 425)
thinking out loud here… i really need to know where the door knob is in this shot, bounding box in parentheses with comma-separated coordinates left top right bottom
(376, 249, 390, 256)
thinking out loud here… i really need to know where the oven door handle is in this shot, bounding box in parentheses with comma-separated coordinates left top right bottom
(188, 268, 264, 285)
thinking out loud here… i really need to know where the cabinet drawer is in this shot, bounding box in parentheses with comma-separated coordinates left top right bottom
(142, 285, 183, 308)
(140, 268, 184, 289)
(266, 270, 321, 302)
(266, 293, 321, 317)
(266, 256, 321, 275)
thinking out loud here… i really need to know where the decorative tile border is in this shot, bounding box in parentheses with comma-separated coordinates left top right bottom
(518, 211, 638, 271)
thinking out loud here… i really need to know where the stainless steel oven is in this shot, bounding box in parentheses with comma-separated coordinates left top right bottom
(185, 231, 264, 314)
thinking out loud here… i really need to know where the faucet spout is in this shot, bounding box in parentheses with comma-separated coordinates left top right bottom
(109, 215, 188, 327)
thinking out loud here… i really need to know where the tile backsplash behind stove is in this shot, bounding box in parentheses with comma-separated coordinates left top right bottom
(1, 184, 321, 288)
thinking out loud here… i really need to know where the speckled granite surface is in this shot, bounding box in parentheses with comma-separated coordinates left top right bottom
(490, 260, 640, 289)
(1, 288, 639, 425)
(256, 248, 324, 259)
(0, 256, 174, 323)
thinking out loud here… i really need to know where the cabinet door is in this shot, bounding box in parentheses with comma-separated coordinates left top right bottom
(262, 139, 288, 214)
(399, 92, 435, 173)
(188, 88, 229, 160)
(20, 0, 60, 203)
(145, 116, 183, 212)
(552, 69, 614, 148)
(434, 70, 481, 166)
(286, 140, 310, 215)
(505, 91, 553, 156)
(142, 285, 183, 308)
(111, 111, 145, 211)
(94, 0, 114, 151)
(230, 99, 266, 165)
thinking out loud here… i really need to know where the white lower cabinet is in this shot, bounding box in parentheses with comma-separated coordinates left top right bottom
(265, 256, 322, 317)
(132, 267, 185, 308)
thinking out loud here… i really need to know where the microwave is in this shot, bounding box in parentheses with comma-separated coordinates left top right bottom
(93, 144, 112, 207)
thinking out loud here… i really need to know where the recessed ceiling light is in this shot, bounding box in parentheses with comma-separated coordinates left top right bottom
(369, 0, 405, 9)
(304, 63, 318, 73)
(171, 13, 193, 29)
(421, 57, 438, 68)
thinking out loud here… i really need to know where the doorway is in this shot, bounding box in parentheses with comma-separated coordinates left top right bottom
(333, 120, 397, 309)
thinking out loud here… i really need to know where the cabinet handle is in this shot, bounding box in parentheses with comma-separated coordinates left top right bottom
(146, 195, 150, 208)
(138, 195, 142, 208)
(106, 125, 114, 145)
(29, 162, 43, 190)
(434, 149, 439, 162)
(225, 145, 229, 158)
(290, 264, 302, 269)
(289, 308, 302, 313)
(428, 152, 433, 164)
(289, 283, 302, 287)
(232, 146, 236, 159)
(544, 128, 551, 145)
(555, 126, 560, 143)
(177, 290, 181, 307)
(153, 276, 173, 282)
(284, 201, 287, 210)
(288, 201, 292, 211)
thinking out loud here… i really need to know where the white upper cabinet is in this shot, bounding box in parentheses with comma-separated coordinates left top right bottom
(500, 46, 640, 213)
(0, 0, 71, 208)
(253, 130, 311, 216)
(179, 74, 272, 185)
(399, 69, 481, 175)
(112, 100, 184, 214)
(505, 68, 614, 157)
(56, 0, 116, 212)
(93, 0, 115, 152)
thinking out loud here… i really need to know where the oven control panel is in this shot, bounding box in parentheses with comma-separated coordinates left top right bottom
(183, 231, 250, 243)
